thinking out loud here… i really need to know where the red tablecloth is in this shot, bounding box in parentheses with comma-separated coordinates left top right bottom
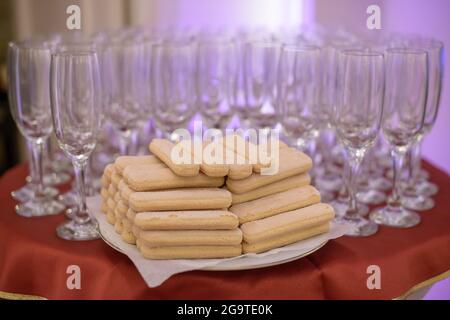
(0, 162, 449, 299)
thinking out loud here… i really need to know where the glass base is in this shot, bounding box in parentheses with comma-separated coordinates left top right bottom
(334, 216, 378, 237)
(315, 172, 342, 192)
(44, 172, 71, 186)
(329, 199, 369, 217)
(15, 198, 65, 217)
(11, 183, 59, 203)
(417, 180, 438, 197)
(369, 206, 421, 228)
(402, 196, 435, 211)
(368, 176, 392, 191)
(56, 219, 100, 241)
(58, 189, 79, 207)
(356, 189, 386, 205)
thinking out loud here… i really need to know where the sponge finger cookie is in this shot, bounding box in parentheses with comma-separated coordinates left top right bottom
(137, 242, 242, 259)
(134, 210, 239, 230)
(230, 186, 321, 224)
(128, 188, 232, 212)
(230, 173, 311, 205)
(138, 229, 243, 247)
(123, 164, 224, 192)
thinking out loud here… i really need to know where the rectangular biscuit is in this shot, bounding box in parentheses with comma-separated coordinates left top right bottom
(149, 139, 200, 176)
(129, 188, 232, 212)
(240, 203, 335, 244)
(123, 164, 224, 192)
(137, 242, 242, 259)
(230, 173, 311, 205)
(138, 229, 243, 247)
(230, 185, 321, 224)
(114, 155, 162, 175)
(226, 148, 312, 193)
(134, 210, 239, 230)
(242, 223, 329, 254)
(118, 180, 132, 205)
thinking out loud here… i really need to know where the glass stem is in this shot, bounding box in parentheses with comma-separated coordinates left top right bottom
(389, 148, 406, 209)
(346, 151, 363, 217)
(73, 160, 90, 224)
(31, 139, 45, 198)
(410, 139, 422, 183)
(119, 129, 132, 155)
(27, 140, 37, 185)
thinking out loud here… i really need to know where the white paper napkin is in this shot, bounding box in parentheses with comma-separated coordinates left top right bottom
(87, 196, 349, 288)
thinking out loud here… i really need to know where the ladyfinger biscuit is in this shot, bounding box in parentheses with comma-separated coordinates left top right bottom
(137, 243, 242, 260)
(123, 164, 224, 192)
(134, 210, 239, 230)
(230, 173, 311, 205)
(129, 188, 232, 212)
(132, 225, 141, 238)
(100, 187, 109, 200)
(127, 208, 137, 221)
(230, 186, 321, 224)
(118, 180, 132, 205)
(149, 139, 200, 176)
(138, 229, 243, 247)
(114, 219, 123, 234)
(114, 155, 162, 175)
(199, 140, 230, 177)
(226, 148, 313, 193)
(115, 200, 128, 218)
(113, 191, 121, 204)
(242, 223, 329, 254)
(253, 139, 289, 173)
(240, 203, 335, 244)
(122, 229, 136, 244)
(106, 209, 116, 225)
(122, 217, 133, 230)
(103, 164, 115, 183)
(219, 135, 254, 180)
(111, 171, 122, 188)
(106, 198, 116, 211)
(107, 184, 117, 197)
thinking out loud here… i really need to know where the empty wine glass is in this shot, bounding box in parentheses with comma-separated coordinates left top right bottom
(333, 50, 384, 236)
(402, 40, 443, 210)
(278, 44, 320, 150)
(244, 40, 281, 129)
(196, 39, 234, 129)
(104, 38, 148, 154)
(152, 41, 196, 140)
(50, 50, 102, 240)
(370, 49, 428, 228)
(7, 40, 65, 217)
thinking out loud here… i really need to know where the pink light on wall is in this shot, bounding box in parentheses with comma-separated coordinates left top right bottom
(150, 0, 314, 32)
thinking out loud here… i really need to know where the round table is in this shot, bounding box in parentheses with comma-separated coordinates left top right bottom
(0, 162, 449, 299)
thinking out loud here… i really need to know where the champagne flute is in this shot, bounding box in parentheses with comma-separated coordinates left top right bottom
(152, 41, 196, 140)
(370, 49, 428, 228)
(333, 50, 384, 236)
(402, 40, 443, 210)
(50, 50, 102, 240)
(196, 39, 234, 129)
(8, 40, 65, 217)
(278, 44, 321, 150)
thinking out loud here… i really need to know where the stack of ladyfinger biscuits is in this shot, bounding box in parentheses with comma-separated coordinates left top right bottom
(100, 136, 335, 259)
(101, 153, 242, 260)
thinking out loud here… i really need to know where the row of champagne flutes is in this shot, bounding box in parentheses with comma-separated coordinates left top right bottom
(7, 27, 443, 240)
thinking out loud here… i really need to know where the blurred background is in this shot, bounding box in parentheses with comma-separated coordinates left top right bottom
(0, 0, 449, 176)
